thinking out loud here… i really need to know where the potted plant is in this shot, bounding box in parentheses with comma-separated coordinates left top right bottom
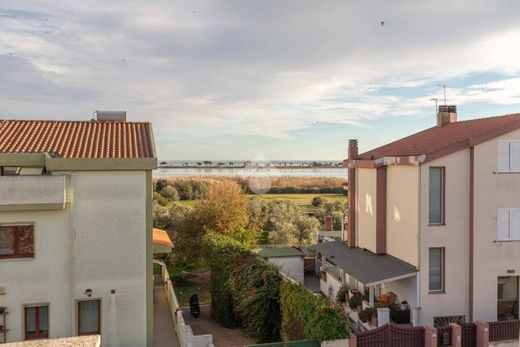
(359, 307, 378, 326)
(348, 292, 363, 311)
(336, 286, 349, 304)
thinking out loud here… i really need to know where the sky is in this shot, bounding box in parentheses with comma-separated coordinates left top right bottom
(2, 1, 520, 160)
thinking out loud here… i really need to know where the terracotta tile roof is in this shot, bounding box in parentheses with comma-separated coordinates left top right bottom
(359, 113, 520, 160)
(153, 228, 174, 248)
(0, 120, 155, 159)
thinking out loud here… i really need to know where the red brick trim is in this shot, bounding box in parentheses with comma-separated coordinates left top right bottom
(469, 147, 474, 322)
(376, 166, 387, 254)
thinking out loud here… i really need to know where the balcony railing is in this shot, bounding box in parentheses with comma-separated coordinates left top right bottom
(0, 175, 66, 210)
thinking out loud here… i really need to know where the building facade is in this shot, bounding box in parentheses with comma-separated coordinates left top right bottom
(0, 114, 157, 346)
(318, 107, 520, 328)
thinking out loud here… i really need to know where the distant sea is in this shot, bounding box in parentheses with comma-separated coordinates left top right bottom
(154, 160, 347, 178)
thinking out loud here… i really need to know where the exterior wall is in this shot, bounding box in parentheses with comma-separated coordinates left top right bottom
(71, 171, 148, 347)
(386, 166, 420, 266)
(267, 257, 304, 283)
(382, 276, 418, 308)
(0, 207, 73, 341)
(356, 168, 377, 253)
(473, 127, 520, 322)
(419, 149, 471, 325)
(0, 175, 66, 210)
(0, 171, 150, 346)
(320, 273, 342, 301)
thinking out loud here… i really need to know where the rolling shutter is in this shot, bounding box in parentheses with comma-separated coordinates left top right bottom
(511, 210, 520, 241)
(498, 142, 510, 172)
(511, 142, 520, 172)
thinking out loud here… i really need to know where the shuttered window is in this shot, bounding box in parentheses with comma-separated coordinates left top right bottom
(498, 141, 520, 172)
(0, 225, 34, 258)
(497, 209, 520, 241)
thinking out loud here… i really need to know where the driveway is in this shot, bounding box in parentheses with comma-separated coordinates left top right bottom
(183, 304, 255, 347)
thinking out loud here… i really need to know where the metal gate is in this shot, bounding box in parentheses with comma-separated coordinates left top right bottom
(355, 323, 425, 347)
(245, 340, 320, 347)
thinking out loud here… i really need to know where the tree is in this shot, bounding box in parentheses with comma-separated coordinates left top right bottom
(315, 200, 347, 230)
(160, 185, 180, 201)
(152, 200, 170, 229)
(192, 180, 249, 234)
(311, 196, 325, 207)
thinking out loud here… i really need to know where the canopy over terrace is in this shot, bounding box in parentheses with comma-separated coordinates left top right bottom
(153, 228, 174, 254)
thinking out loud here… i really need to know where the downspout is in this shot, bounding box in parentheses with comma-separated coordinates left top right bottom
(415, 165, 422, 326)
(469, 147, 474, 321)
(66, 173, 77, 335)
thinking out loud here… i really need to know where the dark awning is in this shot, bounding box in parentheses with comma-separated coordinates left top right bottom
(313, 241, 417, 286)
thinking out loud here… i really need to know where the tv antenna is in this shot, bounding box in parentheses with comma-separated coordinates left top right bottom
(430, 98, 440, 112)
(437, 83, 447, 105)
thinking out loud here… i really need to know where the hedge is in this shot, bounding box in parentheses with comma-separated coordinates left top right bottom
(202, 231, 251, 327)
(280, 282, 350, 341)
(228, 255, 282, 342)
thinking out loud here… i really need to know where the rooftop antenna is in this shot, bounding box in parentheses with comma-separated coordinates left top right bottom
(430, 97, 439, 113)
(437, 83, 447, 105)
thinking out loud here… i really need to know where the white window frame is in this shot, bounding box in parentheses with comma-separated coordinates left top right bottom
(498, 140, 520, 173)
(497, 208, 520, 241)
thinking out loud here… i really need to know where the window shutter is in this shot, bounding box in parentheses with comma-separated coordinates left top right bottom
(510, 210, 520, 241)
(511, 142, 520, 172)
(498, 142, 511, 172)
(497, 209, 510, 241)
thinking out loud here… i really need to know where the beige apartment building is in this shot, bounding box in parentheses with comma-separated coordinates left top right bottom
(0, 112, 157, 346)
(316, 106, 520, 327)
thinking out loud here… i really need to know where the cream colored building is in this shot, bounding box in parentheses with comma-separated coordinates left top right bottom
(0, 112, 157, 346)
(317, 106, 520, 327)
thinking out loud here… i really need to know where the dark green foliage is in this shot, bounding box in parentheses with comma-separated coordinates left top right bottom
(336, 286, 349, 304)
(348, 293, 363, 310)
(279, 282, 350, 341)
(202, 231, 251, 327)
(359, 307, 377, 323)
(228, 256, 283, 342)
(311, 196, 325, 207)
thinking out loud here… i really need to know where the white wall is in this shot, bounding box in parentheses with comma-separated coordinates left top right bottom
(72, 171, 148, 347)
(267, 257, 304, 283)
(320, 273, 342, 301)
(0, 171, 150, 346)
(419, 149, 471, 326)
(0, 207, 73, 341)
(356, 168, 377, 253)
(473, 127, 520, 322)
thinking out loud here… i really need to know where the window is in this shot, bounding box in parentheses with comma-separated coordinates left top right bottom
(0, 225, 34, 259)
(25, 305, 49, 340)
(498, 141, 520, 172)
(429, 247, 445, 292)
(497, 276, 519, 321)
(429, 167, 445, 224)
(78, 300, 100, 335)
(497, 209, 520, 241)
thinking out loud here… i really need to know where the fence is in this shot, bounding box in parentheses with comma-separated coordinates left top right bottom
(354, 323, 424, 347)
(154, 260, 214, 347)
(461, 323, 476, 347)
(245, 339, 320, 347)
(437, 325, 452, 346)
(489, 320, 520, 342)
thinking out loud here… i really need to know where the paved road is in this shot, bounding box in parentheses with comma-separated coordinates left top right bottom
(153, 286, 181, 347)
(183, 304, 255, 347)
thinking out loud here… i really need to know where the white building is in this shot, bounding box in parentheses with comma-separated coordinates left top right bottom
(257, 247, 304, 282)
(0, 112, 157, 346)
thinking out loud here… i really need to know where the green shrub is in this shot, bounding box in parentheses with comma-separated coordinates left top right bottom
(348, 293, 363, 310)
(153, 191, 170, 206)
(311, 196, 325, 207)
(336, 286, 349, 304)
(359, 307, 377, 323)
(280, 282, 350, 341)
(161, 185, 180, 201)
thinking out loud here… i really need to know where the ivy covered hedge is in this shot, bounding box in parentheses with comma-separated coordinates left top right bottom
(228, 255, 283, 342)
(280, 282, 350, 341)
(202, 231, 251, 327)
(203, 231, 350, 343)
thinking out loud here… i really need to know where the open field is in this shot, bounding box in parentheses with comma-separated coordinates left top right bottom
(173, 193, 347, 208)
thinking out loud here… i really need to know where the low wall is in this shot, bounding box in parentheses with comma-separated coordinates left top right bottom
(490, 340, 520, 347)
(155, 260, 214, 347)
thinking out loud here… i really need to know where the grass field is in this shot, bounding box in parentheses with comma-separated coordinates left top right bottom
(173, 193, 346, 208)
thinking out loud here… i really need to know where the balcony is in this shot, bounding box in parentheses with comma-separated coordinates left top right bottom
(0, 175, 66, 211)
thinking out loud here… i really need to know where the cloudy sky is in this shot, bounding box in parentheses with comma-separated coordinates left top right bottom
(2, 1, 520, 160)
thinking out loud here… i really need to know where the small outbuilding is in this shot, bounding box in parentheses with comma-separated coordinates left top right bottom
(257, 246, 304, 282)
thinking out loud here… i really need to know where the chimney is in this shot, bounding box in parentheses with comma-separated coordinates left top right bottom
(437, 105, 457, 126)
(348, 139, 358, 160)
(324, 215, 333, 231)
(95, 110, 127, 122)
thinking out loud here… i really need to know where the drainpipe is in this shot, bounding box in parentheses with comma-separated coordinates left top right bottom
(110, 289, 119, 347)
(414, 166, 422, 326)
(65, 173, 77, 335)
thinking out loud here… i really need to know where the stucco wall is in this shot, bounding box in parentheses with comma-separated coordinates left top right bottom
(0, 171, 149, 346)
(357, 168, 377, 253)
(386, 166, 419, 266)
(382, 275, 418, 308)
(473, 127, 520, 322)
(267, 257, 304, 283)
(0, 208, 73, 341)
(419, 149, 470, 325)
(72, 171, 148, 347)
(320, 273, 342, 301)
